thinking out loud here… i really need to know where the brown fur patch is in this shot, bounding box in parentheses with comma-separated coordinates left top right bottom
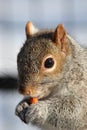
(19, 85, 36, 96)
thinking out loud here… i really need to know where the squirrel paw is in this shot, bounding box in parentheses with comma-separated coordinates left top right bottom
(15, 101, 29, 123)
(25, 102, 45, 124)
(15, 101, 47, 125)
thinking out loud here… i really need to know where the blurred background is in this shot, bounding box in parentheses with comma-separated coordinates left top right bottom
(0, 0, 87, 130)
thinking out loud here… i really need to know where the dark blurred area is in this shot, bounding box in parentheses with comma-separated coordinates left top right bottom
(0, 0, 87, 130)
(0, 76, 17, 90)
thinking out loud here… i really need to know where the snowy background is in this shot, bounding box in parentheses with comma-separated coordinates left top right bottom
(0, 0, 87, 130)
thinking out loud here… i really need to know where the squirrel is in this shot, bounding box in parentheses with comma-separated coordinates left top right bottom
(15, 21, 87, 130)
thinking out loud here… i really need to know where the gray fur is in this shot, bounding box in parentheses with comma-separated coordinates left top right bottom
(16, 30, 87, 130)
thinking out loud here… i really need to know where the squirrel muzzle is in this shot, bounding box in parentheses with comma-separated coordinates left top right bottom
(18, 85, 38, 97)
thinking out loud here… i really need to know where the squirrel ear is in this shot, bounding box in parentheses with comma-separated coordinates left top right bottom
(54, 24, 68, 55)
(25, 21, 39, 38)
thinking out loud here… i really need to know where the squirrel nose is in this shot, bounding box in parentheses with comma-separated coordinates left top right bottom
(18, 85, 33, 95)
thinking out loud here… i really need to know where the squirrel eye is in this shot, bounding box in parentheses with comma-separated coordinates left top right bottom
(44, 58, 54, 68)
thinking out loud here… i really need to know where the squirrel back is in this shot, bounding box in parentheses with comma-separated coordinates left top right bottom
(16, 22, 87, 130)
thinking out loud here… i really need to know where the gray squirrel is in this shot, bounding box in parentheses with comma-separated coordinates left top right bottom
(15, 22, 87, 130)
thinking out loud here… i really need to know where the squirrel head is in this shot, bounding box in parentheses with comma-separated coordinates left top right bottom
(17, 22, 70, 99)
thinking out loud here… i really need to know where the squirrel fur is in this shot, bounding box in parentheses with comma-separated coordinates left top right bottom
(15, 22, 87, 130)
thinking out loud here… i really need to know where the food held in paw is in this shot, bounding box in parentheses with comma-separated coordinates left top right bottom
(30, 97, 38, 104)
